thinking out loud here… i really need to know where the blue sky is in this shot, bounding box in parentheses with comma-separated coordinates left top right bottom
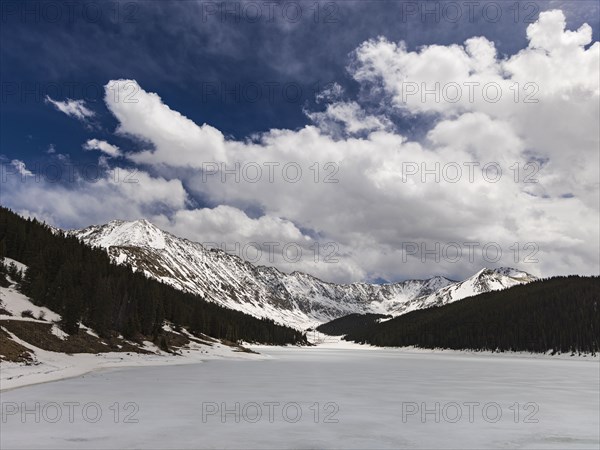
(2, 0, 596, 168)
(1, 1, 599, 283)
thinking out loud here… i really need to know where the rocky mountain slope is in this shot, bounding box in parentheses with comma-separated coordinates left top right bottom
(70, 220, 536, 329)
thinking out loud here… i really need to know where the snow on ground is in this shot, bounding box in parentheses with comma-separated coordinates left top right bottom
(3, 322, 594, 393)
(0, 284, 61, 323)
(3, 257, 28, 274)
(0, 264, 267, 391)
(0, 326, 266, 391)
(49, 325, 69, 340)
(1, 258, 596, 448)
(1, 346, 598, 449)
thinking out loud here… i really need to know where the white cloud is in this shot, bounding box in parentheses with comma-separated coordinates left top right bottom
(315, 82, 344, 104)
(153, 205, 366, 282)
(1, 166, 187, 229)
(306, 101, 393, 137)
(348, 9, 599, 209)
(45, 96, 95, 121)
(83, 139, 122, 158)
(9, 10, 599, 283)
(526, 9, 593, 53)
(350, 12, 599, 115)
(10, 160, 33, 177)
(105, 79, 227, 167)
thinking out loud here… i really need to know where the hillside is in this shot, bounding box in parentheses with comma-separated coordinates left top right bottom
(0, 207, 306, 347)
(316, 313, 391, 336)
(69, 219, 536, 329)
(341, 276, 600, 354)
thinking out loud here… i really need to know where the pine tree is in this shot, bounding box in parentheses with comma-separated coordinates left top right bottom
(0, 206, 307, 345)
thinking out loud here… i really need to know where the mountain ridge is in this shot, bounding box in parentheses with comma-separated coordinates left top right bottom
(69, 219, 537, 329)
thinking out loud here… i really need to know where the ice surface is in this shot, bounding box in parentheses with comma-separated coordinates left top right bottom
(1, 347, 598, 449)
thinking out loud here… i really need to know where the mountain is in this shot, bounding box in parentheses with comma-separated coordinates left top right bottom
(70, 219, 537, 330)
(340, 276, 600, 354)
(392, 267, 538, 316)
(0, 207, 306, 346)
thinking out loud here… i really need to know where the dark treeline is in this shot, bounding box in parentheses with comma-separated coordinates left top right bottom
(343, 277, 599, 354)
(0, 259, 8, 287)
(316, 313, 391, 336)
(0, 207, 306, 345)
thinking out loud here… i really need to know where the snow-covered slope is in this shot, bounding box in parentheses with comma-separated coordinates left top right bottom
(70, 220, 536, 329)
(392, 267, 538, 315)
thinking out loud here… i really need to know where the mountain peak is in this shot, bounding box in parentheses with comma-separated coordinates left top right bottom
(133, 218, 154, 226)
(76, 219, 167, 250)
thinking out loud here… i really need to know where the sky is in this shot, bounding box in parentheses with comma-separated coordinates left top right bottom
(1, 0, 599, 283)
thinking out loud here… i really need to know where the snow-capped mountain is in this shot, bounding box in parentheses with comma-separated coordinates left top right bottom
(391, 267, 538, 316)
(70, 220, 536, 329)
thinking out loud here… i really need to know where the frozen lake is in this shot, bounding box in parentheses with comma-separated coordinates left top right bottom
(2, 347, 599, 449)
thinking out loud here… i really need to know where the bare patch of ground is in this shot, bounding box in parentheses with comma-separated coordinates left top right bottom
(0, 328, 33, 363)
(1, 320, 148, 355)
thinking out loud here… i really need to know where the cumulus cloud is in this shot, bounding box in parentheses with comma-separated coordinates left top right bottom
(105, 79, 227, 167)
(349, 9, 599, 206)
(306, 101, 393, 138)
(350, 11, 599, 114)
(10, 160, 33, 177)
(83, 139, 122, 158)
(9, 10, 599, 283)
(1, 166, 187, 229)
(152, 206, 358, 280)
(45, 96, 95, 121)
